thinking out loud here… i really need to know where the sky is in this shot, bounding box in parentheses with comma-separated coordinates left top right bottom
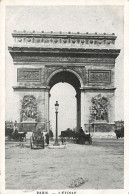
(5, 5, 124, 133)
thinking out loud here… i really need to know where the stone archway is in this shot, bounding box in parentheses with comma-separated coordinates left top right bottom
(47, 69, 83, 130)
(9, 31, 120, 132)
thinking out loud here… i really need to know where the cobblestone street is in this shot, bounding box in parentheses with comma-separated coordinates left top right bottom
(5, 138, 124, 190)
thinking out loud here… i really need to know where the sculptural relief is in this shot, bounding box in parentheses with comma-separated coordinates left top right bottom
(89, 70, 111, 83)
(17, 69, 41, 82)
(90, 94, 109, 122)
(20, 95, 38, 122)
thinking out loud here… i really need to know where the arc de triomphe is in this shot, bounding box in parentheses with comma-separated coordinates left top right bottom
(8, 31, 120, 132)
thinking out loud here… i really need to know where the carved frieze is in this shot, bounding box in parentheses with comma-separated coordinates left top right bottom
(88, 70, 111, 83)
(14, 55, 115, 64)
(17, 68, 41, 82)
(16, 37, 114, 45)
(9, 31, 120, 66)
(12, 31, 117, 48)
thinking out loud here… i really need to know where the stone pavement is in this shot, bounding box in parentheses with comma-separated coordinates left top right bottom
(5, 138, 124, 190)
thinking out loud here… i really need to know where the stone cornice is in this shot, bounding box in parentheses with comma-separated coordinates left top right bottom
(80, 87, 116, 91)
(8, 46, 120, 59)
(13, 86, 50, 91)
(13, 86, 116, 91)
(12, 31, 117, 40)
(9, 31, 121, 64)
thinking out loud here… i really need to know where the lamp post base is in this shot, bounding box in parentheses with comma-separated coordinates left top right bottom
(53, 140, 60, 146)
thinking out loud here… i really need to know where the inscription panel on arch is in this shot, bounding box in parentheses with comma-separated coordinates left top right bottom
(17, 68, 41, 82)
(88, 70, 111, 83)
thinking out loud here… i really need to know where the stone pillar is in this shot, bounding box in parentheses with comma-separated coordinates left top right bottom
(80, 89, 85, 130)
(42, 88, 50, 132)
(76, 91, 81, 131)
(83, 90, 91, 132)
(48, 92, 51, 131)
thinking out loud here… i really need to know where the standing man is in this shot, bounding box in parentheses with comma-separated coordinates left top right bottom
(79, 127, 84, 134)
(45, 132, 49, 146)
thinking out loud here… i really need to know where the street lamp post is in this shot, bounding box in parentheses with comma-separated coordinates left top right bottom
(54, 101, 60, 146)
(14, 120, 17, 131)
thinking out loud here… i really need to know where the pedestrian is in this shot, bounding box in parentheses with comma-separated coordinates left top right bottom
(79, 127, 84, 134)
(14, 127, 18, 141)
(45, 132, 49, 146)
(61, 137, 64, 145)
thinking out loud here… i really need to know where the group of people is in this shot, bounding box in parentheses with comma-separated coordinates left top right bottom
(13, 125, 89, 145)
(35, 128, 50, 146)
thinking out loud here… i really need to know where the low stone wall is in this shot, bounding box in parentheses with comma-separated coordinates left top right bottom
(85, 123, 115, 132)
(91, 132, 116, 138)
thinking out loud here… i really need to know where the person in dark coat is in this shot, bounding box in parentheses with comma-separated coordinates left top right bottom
(45, 132, 49, 146)
(14, 127, 18, 141)
(61, 137, 64, 145)
(79, 127, 84, 134)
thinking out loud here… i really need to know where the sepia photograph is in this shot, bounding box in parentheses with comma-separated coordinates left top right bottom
(4, 4, 124, 190)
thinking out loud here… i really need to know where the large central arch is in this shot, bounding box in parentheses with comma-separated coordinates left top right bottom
(48, 69, 82, 130)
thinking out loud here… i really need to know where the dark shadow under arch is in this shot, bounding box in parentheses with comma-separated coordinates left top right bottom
(48, 70, 81, 130)
(49, 71, 81, 92)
